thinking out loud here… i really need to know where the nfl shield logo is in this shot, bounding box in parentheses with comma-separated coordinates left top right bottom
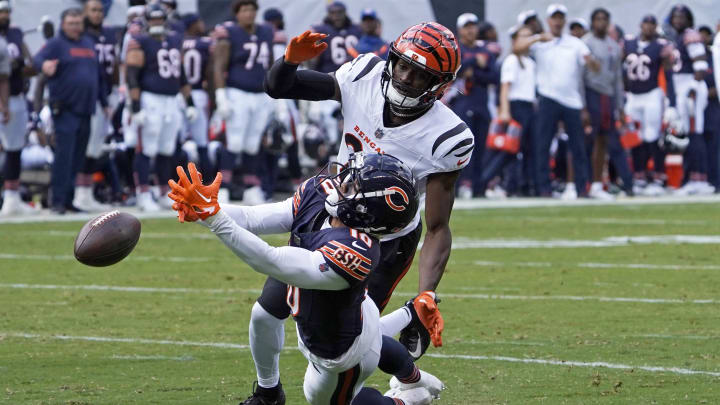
(375, 128, 385, 139)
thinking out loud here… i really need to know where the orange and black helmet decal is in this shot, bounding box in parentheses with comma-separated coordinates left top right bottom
(392, 22, 461, 76)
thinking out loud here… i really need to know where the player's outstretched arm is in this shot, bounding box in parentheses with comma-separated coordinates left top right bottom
(219, 198, 294, 235)
(264, 30, 340, 102)
(204, 211, 350, 290)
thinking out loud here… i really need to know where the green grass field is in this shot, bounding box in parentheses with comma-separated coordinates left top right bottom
(2, 202, 720, 404)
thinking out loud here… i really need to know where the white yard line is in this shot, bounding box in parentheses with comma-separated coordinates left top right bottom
(0, 195, 718, 224)
(1, 283, 716, 305)
(423, 353, 720, 377)
(473, 260, 720, 271)
(4, 332, 719, 377)
(110, 354, 195, 361)
(451, 235, 720, 249)
(491, 216, 712, 226)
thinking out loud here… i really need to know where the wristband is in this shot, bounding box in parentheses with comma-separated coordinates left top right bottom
(131, 99, 141, 113)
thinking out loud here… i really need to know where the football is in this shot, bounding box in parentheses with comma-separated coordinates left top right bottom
(73, 211, 141, 267)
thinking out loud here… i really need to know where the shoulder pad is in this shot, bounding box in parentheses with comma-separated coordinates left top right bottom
(431, 121, 475, 171)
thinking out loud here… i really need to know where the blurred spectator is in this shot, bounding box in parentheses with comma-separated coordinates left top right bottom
(479, 25, 537, 197)
(623, 14, 674, 196)
(125, 3, 195, 211)
(451, 13, 500, 198)
(517, 9, 544, 34)
(583, 8, 633, 198)
(34, 8, 102, 214)
(515, 3, 596, 198)
(569, 18, 588, 38)
(212, 0, 274, 205)
(664, 5, 714, 195)
(308, 1, 361, 146)
(262, 7, 303, 196)
(181, 13, 212, 176)
(0, 0, 35, 216)
(347, 8, 388, 59)
(74, 0, 117, 212)
(702, 27, 719, 189)
(698, 25, 713, 46)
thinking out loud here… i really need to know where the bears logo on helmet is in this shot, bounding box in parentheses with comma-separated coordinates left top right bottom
(385, 186, 409, 211)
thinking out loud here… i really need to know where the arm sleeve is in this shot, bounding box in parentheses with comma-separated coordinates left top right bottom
(205, 211, 350, 290)
(219, 197, 294, 235)
(500, 56, 517, 84)
(577, 39, 591, 66)
(0, 40, 10, 76)
(264, 57, 336, 101)
(33, 40, 55, 71)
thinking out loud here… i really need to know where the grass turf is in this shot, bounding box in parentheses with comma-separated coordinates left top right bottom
(1, 202, 719, 404)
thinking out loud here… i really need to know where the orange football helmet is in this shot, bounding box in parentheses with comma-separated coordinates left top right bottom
(382, 22, 461, 115)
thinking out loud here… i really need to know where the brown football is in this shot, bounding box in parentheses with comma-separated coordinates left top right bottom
(74, 211, 141, 267)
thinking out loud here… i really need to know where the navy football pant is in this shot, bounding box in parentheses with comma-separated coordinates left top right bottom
(51, 110, 90, 208)
(535, 96, 589, 196)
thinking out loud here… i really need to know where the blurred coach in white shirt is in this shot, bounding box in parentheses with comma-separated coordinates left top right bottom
(513, 3, 599, 197)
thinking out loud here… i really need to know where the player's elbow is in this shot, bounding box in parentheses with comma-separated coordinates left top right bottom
(263, 76, 282, 99)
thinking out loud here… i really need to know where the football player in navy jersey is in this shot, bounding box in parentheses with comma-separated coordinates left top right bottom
(623, 15, 675, 196)
(71, 0, 120, 212)
(168, 154, 444, 405)
(212, 0, 274, 205)
(451, 13, 500, 198)
(0, 0, 37, 215)
(307, 1, 363, 147)
(663, 5, 715, 195)
(181, 13, 212, 177)
(125, 3, 198, 211)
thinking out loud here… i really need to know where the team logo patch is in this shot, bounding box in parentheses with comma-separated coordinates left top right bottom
(385, 186, 409, 211)
(375, 128, 385, 139)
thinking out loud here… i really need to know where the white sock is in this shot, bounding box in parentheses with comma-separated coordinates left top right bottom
(249, 302, 285, 388)
(379, 306, 412, 337)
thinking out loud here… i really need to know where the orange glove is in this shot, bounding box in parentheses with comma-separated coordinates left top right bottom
(414, 291, 444, 347)
(172, 202, 200, 223)
(285, 30, 328, 64)
(167, 162, 222, 221)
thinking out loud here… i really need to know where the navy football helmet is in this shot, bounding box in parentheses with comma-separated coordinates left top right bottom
(145, 3, 167, 36)
(323, 152, 418, 235)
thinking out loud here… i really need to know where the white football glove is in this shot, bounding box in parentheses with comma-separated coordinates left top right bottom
(185, 106, 199, 122)
(214, 88, 232, 119)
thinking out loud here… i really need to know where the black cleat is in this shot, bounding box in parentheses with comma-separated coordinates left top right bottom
(399, 299, 431, 361)
(240, 381, 286, 405)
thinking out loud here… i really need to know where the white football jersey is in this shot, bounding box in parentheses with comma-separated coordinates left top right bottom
(334, 54, 474, 239)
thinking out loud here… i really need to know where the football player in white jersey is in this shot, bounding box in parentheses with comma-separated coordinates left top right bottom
(238, 23, 473, 404)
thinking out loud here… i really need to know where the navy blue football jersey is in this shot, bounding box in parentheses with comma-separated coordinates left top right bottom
(623, 37, 669, 94)
(85, 26, 119, 96)
(130, 32, 183, 95)
(311, 23, 362, 73)
(217, 22, 274, 93)
(182, 35, 211, 90)
(670, 29, 702, 74)
(3, 27, 25, 96)
(287, 176, 381, 359)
